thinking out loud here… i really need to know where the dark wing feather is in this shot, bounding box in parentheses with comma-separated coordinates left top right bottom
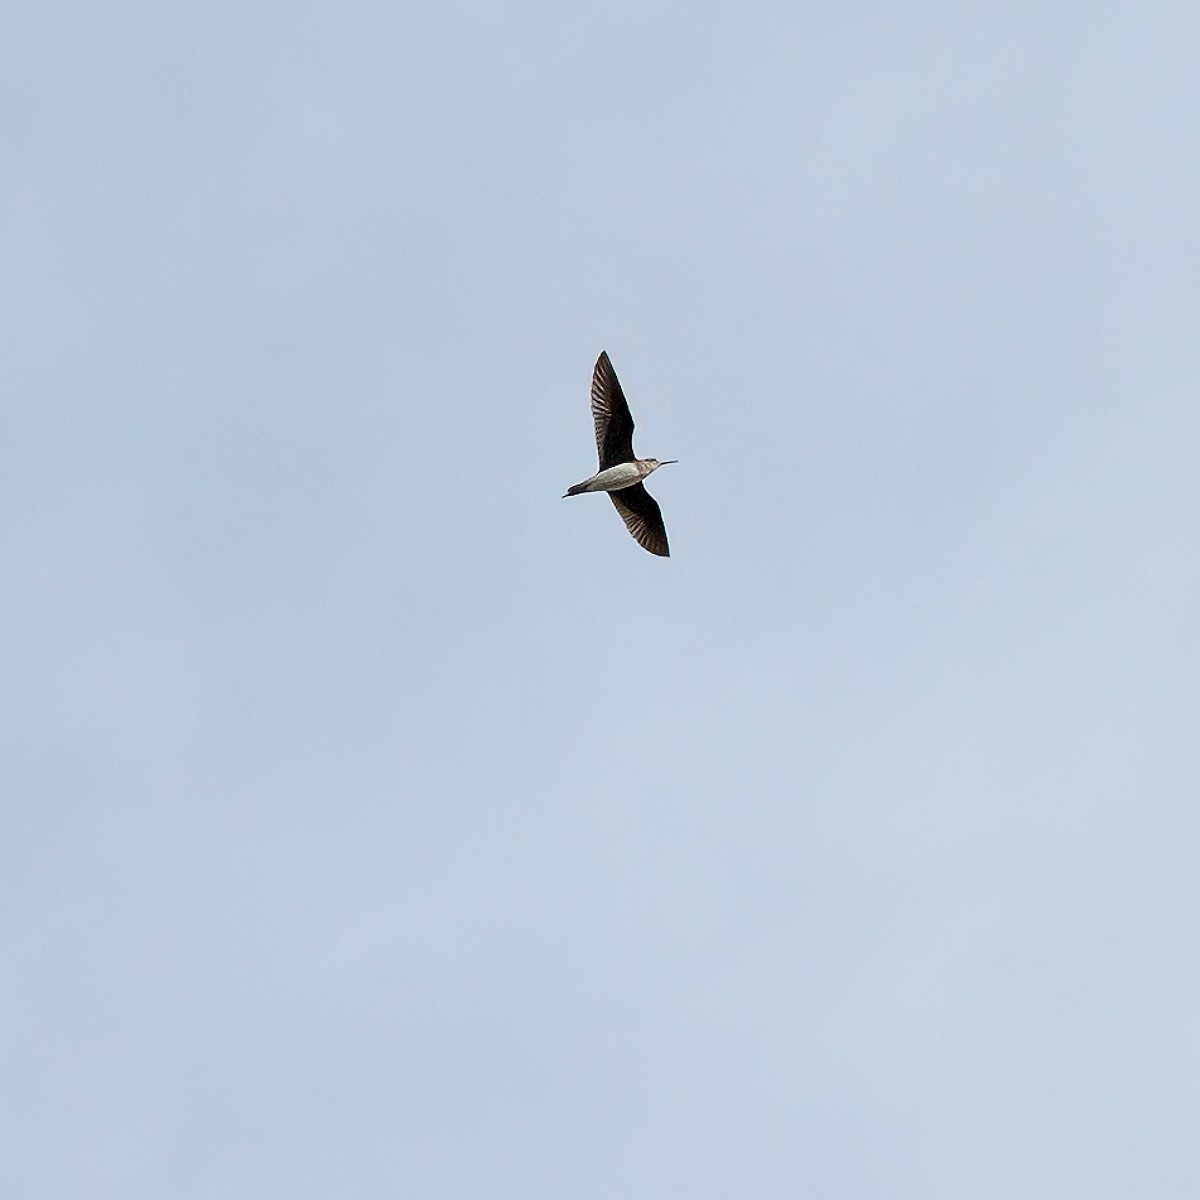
(591, 351, 636, 469)
(609, 483, 669, 557)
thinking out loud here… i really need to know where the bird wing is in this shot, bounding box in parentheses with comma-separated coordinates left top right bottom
(591, 351, 636, 469)
(609, 483, 670, 557)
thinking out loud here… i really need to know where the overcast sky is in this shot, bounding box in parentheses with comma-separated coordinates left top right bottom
(5, 3, 1200, 1197)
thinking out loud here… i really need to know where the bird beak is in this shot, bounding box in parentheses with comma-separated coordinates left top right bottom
(660, 460, 678, 466)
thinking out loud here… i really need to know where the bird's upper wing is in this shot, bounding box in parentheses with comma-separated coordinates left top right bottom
(609, 483, 669, 557)
(591, 351, 636, 469)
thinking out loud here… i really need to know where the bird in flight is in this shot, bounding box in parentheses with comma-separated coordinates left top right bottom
(563, 351, 676, 557)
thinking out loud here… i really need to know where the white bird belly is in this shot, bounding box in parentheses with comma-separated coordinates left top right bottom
(587, 462, 643, 491)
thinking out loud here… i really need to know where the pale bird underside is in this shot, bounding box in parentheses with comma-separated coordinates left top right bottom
(564, 351, 673, 557)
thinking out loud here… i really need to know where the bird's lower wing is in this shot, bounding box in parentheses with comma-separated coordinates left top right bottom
(609, 483, 670, 557)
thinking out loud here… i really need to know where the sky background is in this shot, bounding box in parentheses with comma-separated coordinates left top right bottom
(4, 3, 1200, 1196)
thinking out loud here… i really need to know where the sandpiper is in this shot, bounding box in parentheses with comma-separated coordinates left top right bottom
(563, 351, 676, 557)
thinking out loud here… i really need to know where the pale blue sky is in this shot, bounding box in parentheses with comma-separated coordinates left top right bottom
(4, 3, 1200, 1197)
